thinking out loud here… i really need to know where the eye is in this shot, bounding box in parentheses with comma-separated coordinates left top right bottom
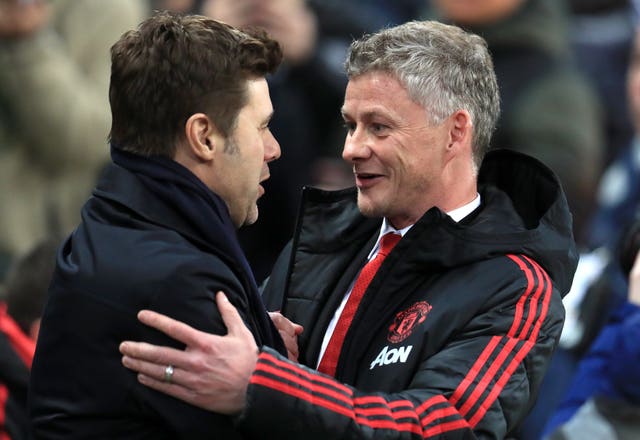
(343, 121, 356, 135)
(370, 123, 388, 136)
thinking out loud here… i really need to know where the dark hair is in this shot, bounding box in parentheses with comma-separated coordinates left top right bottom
(4, 238, 59, 334)
(108, 11, 282, 157)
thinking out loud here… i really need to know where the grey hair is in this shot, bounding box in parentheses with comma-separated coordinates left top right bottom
(345, 20, 500, 168)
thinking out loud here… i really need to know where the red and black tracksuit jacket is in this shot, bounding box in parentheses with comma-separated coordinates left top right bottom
(236, 150, 578, 439)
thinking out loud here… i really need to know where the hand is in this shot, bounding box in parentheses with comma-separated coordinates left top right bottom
(119, 291, 258, 415)
(0, 0, 50, 39)
(268, 311, 303, 361)
(629, 252, 640, 306)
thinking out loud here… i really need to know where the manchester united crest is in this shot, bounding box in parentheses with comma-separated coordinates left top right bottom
(388, 301, 432, 343)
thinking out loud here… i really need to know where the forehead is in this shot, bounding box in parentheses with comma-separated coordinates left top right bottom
(345, 71, 406, 98)
(342, 71, 426, 120)
(241, 77, 273, 117)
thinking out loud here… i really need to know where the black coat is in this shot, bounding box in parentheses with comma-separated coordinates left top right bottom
(239, 150, 578, 439)
(29, 161, 282, 439)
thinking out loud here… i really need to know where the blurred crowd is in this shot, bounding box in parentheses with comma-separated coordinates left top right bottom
(1, 0, 640, 439)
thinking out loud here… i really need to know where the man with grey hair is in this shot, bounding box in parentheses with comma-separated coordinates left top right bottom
(119, 20, 577, 438)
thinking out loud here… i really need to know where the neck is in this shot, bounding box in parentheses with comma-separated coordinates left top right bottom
(437, 154, 478, 212)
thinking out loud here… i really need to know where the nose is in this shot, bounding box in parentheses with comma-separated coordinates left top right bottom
(264, 129, 281, 162)
(342, 126, 370, 163)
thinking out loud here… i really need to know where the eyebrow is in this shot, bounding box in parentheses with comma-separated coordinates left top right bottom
(262, 111, 274, 126)
(341, 109, 395, 123)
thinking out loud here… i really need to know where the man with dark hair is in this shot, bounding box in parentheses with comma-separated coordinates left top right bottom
(28, 12, 288, 439)
(1, 238, 57, 440)
(120, 20, 578, 438)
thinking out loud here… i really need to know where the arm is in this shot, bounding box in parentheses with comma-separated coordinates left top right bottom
(610, 251, 640, 402)
(128, 261, 265, 436)
(0, 383, 29, 439)
(121, 292, 259, 415)
(121, 258, 563, 439)
(241, 256, 563, 439)
(610, 305, 640, 402)
(544, 252, 640, 435)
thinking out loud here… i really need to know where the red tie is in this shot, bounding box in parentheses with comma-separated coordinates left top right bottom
(318, 232, 401, 376)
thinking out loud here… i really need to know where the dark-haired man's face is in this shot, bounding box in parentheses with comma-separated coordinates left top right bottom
(210, 78, 280, 227)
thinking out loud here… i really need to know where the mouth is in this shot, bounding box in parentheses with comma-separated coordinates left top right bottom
(258, 173, 270, 198)
(354, 171, 384, 188)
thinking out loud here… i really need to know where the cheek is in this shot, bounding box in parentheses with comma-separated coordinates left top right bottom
(387, 145, 425, 184)
(241, 137, 264, 176)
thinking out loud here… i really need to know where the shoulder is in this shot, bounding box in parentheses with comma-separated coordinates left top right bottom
(459, 254, 558, 302)
(452, 255, 565, 337)
(55, 221, 243, 310)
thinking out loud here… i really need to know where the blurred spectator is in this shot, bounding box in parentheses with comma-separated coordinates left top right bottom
(0, 238, 58, 439)
(178, 0, 423, 281)
(516, 26, 640, 439)
(568, 0, 636, 167)
(541, 217, 640, 440)
(0, 0, 147, 279)
(587, 25, 640, 252)
(151, 0, 204, 13)
(425, 0, 606, 245)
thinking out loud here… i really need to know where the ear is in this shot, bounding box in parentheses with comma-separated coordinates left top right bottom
(447, 109, 473, 151)
(184, 113, 224, 162)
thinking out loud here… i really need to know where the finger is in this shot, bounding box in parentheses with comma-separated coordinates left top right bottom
(277, 330, 297, 348)
(119, 341, 190, 371)
(136, 373, 201, 407)
(276, 330, 299, 359)
(121, 355, 185, 386)
(280, 333, 300, 361)
(268, 311, 286, 330)
(270, 312, 304, 336)
(137, 310, 206, 347)
(216, 291, 250, 336)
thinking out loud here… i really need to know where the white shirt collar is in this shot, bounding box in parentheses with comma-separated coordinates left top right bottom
(447, 193, 481, 223)
(368, 193, 481, 259)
